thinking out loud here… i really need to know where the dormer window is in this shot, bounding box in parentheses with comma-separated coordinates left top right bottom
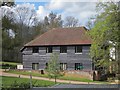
(75, 46, 82, 53)
(32, 47, 39, 53)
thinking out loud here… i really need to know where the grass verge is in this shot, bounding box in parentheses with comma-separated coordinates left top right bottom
(1, 76, 55, 88)
(0, 61, 21, 65)
(4, 70, 109, 84)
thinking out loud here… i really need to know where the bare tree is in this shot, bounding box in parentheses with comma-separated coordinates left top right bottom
(13, 3, 38, 45)
(1, 3, 40, 62)
(64, 16, 79, 27)
(43, 12, 63, 31)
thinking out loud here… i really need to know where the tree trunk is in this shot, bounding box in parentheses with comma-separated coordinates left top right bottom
(55, 76, 57, 84)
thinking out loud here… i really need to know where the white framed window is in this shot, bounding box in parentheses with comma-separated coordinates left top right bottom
(75, 46, 82, 53)
(60, 63, 67, 70)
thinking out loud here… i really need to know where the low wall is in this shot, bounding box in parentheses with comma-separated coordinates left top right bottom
(15, 69, 93, 80)
(64, 70, 93, 80)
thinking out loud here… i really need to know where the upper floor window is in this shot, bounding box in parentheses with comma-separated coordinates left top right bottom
(32, 47, 39, 53)
(60, 46, 67, 53)
(75, 46, 82, 53)
(46, 46, 53, 53)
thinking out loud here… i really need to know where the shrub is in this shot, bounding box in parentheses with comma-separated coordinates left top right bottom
(2, 64, 16, 69)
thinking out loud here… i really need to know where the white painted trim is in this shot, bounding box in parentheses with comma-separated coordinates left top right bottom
(60, 53, 67, 54)
(75, 53, 82, 54)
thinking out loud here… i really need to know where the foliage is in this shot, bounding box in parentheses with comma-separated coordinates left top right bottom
(43, 12, 63, 31)
(89, 2, 120, 73)
(64, 16, 79, 27)
(1, 3, 41, 62)
(0, 0, 15, 7)
(0, 61, 20, 69)
(1, 4, 63, 62)
(0, 61, 20, 65)
(45, 53, 62, 83)
(5, 70, 109, 83)
(5, 70, 48, 78)
(1, 76, 55, 89)
(1, 64, 16, 69)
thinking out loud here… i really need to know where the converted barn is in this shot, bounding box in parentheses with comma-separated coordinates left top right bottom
(21, 27, 93, 72)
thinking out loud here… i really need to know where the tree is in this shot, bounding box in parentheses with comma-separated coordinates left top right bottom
(2, 15, 18, 62)
(0, 0, 15, 7)
(64, 16, 79, 27)
(14, 3, 37, 45)
(90, 2, 120, 76)
(86, 17, 95, 30)
(1, 3, 42, 62)
(46, 53, 61, 84)
(43, 12, 63, 31)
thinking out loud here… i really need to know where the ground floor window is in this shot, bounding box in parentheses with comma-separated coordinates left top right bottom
(32, 63, 39, 70)
(75, 63, 83, 70)
(60, 63, 67, 70)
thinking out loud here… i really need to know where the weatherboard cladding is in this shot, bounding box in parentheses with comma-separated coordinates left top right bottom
(24, 27, 91, 46)
(23, 46, 92, 70)
(22, 27, 92, 71)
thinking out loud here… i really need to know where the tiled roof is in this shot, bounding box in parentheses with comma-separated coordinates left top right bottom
(25, 27, 92, 46)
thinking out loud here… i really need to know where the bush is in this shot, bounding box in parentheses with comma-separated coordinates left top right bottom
(2, 64, 16, 69)
(2, 81, 30, 89)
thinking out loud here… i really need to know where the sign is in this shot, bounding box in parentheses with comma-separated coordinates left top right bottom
(17, 65, 23, 69)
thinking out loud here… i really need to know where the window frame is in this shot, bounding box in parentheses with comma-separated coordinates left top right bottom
(32, 63, 39, 70)
(60, 46, 67, 53)
(32, 47, 39, 53)
(75, 63, 83, 70)
(75, 46, 82, 53)
(60, 63, 67, 70)
(46, 46, 53, 53)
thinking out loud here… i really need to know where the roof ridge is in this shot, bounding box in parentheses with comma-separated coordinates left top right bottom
(24, 26, 91, 47)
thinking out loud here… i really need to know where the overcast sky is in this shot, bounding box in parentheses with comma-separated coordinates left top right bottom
(15, 0, 98, 26)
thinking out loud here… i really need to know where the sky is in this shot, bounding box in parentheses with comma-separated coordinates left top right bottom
(13, 0, 100, 27)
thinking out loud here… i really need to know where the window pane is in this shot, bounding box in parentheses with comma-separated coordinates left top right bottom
(60, 46, 67, 53)
(60, 63, 67, 70)
(46, 47, 52, 53)
(75, 46, 82, 53)
(33, 47, 39, 53)
(75, 63, 83, 70)
(32, 63, 39, 70)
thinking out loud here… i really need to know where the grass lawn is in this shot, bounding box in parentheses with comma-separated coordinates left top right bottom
(0, 61, 21, 65)
(59, 76, 92, 82)
(0, 61, 21, 69)
(5, 70, 48, 77)
(5, 70, 109, 84)
(1, 76, 55, 88)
